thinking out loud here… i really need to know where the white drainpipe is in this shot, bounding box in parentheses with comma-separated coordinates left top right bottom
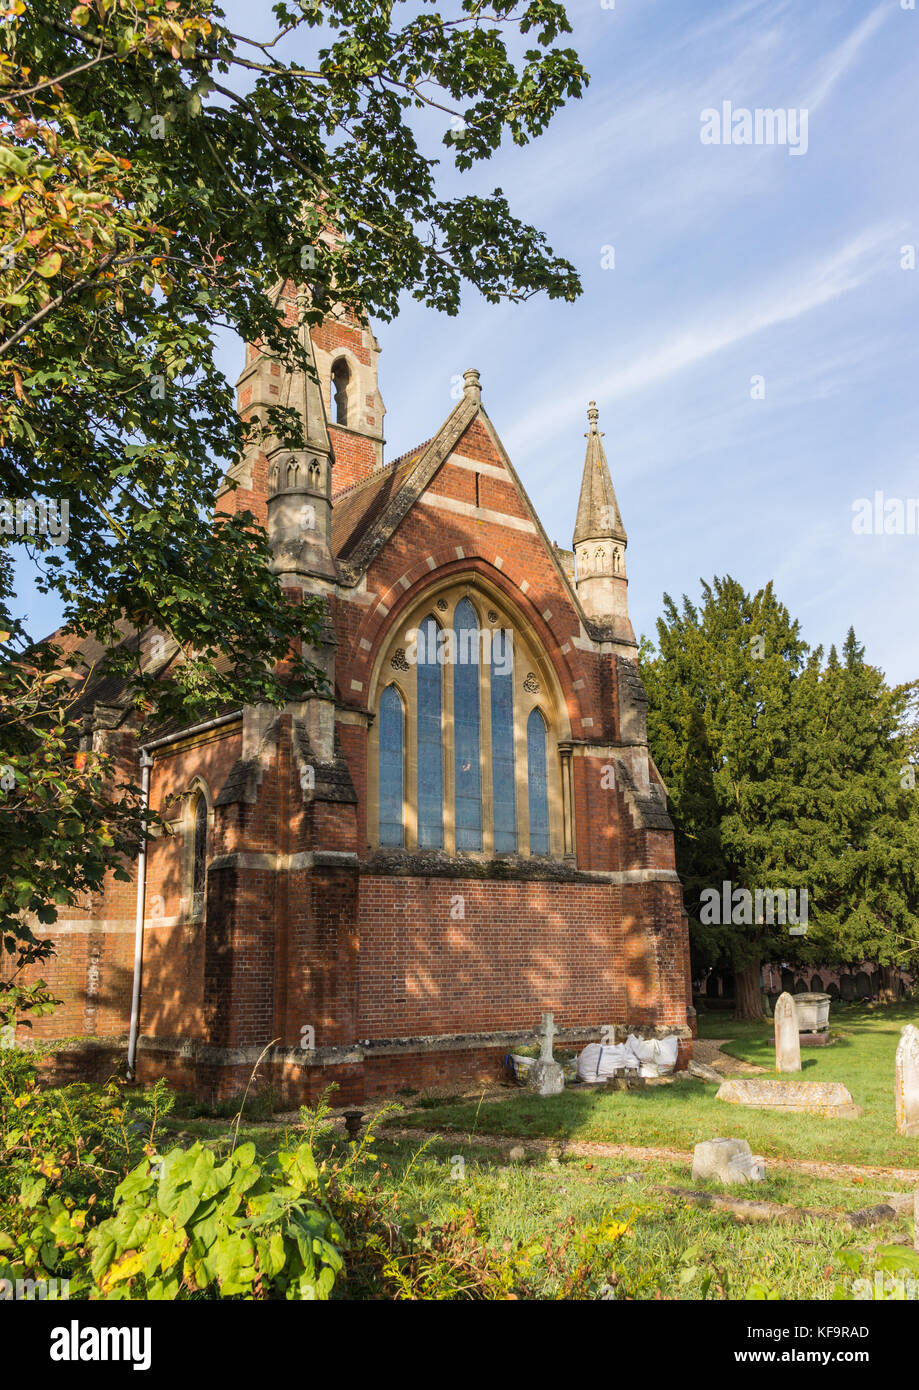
(125, 711, 243, 1082)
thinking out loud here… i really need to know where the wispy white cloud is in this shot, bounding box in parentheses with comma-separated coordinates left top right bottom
(803, 3, 890, 111)
(504, 225, 893, 457)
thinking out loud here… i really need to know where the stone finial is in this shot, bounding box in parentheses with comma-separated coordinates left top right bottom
(463, 368, 481, 401)
(573, 403, 625, 548)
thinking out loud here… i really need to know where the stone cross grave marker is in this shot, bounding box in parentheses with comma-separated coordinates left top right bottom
(895, 1024, 919, 1137)
(537, 1010, 558, 1063)
(527, 1010, 564, 1097)
(774, 991, 801, 1073)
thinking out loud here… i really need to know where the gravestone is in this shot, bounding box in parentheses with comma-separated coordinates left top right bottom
(855, 971, 871, 999)
(810, 975, 824, 993)
(692, 1138, 765, 1185)
(781, 969, 794, 993)
(827, 981, 840, 999)
(716, 1078, 861, 1118)
(840, 975, 857, 1001)
(526, 1011, 565, 1097)
(794, 978, 807, 994)
(774, 991, 801, 1073)
(895, 1024, 919, 1137)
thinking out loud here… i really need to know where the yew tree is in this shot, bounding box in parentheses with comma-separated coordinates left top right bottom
(641, 578, 809, 1019)
(642, 578, 919, 1020)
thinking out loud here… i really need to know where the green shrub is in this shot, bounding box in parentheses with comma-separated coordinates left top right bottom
(88, 1139, 344, 1300)
(0, 1071, 529, 1301)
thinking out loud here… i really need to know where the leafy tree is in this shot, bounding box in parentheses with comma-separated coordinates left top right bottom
(0, 0, 586, 1016)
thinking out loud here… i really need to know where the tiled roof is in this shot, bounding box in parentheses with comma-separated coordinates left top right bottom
(331, 452, 423, 561)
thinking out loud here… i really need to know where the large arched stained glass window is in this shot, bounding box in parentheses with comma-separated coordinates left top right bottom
(490, 628, 516, 852)
(378, 684, 405, 846)
(417, 615, 444, 848)
(454, 598, 482, 850)
(374, 585, 564, 857)
(527, 708, 549, 855)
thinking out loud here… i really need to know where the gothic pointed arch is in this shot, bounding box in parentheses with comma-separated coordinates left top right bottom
(367, 575, 571, 857)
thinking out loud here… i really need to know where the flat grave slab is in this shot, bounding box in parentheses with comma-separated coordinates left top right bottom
(716, 1078, 861, 1118)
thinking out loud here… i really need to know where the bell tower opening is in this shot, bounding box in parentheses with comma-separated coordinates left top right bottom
(331, 357, 350, 426)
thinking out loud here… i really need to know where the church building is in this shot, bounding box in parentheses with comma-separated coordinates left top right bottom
(26, 283, 694, 1102)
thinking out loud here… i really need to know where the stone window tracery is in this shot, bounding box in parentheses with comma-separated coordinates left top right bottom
(371, 584, 567, 857)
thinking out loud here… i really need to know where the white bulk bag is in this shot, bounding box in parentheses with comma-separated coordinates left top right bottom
(577, 1042, 638, 1083)
(626, 1033, 679, 1075)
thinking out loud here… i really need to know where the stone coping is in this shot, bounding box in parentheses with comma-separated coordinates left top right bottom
(20, 1021, 692, 1070)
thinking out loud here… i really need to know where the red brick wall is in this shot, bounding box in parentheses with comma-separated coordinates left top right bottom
(356, 876, 630, 1037)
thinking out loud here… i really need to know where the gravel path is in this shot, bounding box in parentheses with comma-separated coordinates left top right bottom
(383, 1125, 919, 1188)
(693, 1038, 766, 1075)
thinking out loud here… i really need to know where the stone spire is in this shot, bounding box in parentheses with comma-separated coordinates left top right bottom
(266, 289, 336, 585)
(572, 402, 633, 643)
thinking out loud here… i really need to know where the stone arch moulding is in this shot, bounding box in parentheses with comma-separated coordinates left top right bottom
(355, 550, 585, 731)
(320, 345, 362, 421)
(362, 559, 576, 741)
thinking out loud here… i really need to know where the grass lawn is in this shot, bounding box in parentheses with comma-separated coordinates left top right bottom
(151, 1001, 919, 1299)
(155, 1112, 915, 1300)
(391, 1002, 919, 1170)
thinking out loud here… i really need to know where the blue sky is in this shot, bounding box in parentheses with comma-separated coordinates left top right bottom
(14, 0, 919, 684)
(312, 0, 917, 684)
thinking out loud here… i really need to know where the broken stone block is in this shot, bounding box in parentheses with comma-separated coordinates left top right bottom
(688, 1060, 723, 1084)
(692, 1137, 766, 1185)
(526, 1058, 564, 1096)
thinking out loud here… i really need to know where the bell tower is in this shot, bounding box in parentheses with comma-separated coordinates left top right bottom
(310, 308, 386, 494)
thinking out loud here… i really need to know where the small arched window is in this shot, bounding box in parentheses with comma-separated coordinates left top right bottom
(191, 793, 208, 919)
(331, 359, 350, 427)
(378, 685, 405, 847)
(527, 708, 549, 855)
